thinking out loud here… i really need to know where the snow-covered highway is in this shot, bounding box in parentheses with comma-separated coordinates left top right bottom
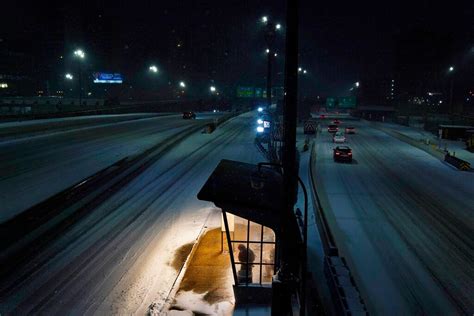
(0, 112, 222, 223)
(0, 112, 262, 314)
(313, 119, 474, 315)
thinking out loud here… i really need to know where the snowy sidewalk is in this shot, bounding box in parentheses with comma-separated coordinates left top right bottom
(166, 223, 235, 315)
(369, 121, 474, 166)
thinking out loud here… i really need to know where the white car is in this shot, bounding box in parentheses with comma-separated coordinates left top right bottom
(333, 131, 346, 143)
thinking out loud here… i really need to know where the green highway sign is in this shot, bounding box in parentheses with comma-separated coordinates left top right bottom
(326, 97, 336, 108)
(338, 96, 357, 108)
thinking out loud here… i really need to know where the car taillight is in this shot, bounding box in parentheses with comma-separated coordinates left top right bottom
(335, 152, 340, 155)
(348, 152, 352, 155)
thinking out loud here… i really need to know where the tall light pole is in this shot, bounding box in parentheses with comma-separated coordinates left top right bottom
(262, 17, 281, 109)
(73, 49, 85, 105)
(448, 66, 455, 120)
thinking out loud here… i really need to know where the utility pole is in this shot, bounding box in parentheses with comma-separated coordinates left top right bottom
(79, 62, 83, 106)
(449, 75, 454, 122)
(265, 22, 276, 109)
(272, 0, 299, 314)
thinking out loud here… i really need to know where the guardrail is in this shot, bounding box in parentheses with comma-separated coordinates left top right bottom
(444, 153, 471, 171)
(309, 128, 368, 315)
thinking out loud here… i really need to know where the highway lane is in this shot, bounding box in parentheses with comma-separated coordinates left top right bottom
(313, 120, 474, 315)
(0, 112, 223, 223)
(0, 112, 263, 314)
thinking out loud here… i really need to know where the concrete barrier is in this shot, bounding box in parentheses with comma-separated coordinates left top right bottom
(444, 153, 471, 171)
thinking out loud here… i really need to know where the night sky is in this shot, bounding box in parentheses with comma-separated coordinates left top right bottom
(1, 0, 472, 97)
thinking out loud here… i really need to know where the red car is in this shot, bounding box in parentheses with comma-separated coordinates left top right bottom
(333, 146, 352, 162)
(328, 124, 339, 133)
(345, 126, 356, 134)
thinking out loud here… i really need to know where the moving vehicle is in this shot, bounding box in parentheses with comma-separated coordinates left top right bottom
(182, 111, 196, 119)
(333, 146, 352, 162)
(328, 124, 339, 133)
(345, 126, 356, 134)
(333, 119, 341, 125)
(333, 131, 346, 143)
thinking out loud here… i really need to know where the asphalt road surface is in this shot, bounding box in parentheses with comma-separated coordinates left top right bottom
(314, 120, 474, 315)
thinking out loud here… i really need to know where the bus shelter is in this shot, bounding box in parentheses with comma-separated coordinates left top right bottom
(198, 159, 284, 302)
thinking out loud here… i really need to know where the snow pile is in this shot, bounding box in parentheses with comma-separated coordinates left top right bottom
(166, 291, 233, 316)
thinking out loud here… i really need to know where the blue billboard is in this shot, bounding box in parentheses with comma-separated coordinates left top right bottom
(93, 72, 123, 84)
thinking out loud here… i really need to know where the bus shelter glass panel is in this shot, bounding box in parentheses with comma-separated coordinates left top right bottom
(224, 213, 276, 285)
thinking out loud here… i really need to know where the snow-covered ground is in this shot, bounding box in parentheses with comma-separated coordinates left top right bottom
(0, 112, 264, 314)
(0, 114, 221, 223)
(373, 121, 474, 165)
(313, 120, 474, 315)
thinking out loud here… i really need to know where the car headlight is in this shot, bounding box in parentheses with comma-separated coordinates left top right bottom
(257, 119, 263, 124)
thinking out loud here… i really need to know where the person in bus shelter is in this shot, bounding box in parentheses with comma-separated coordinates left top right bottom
(237, 244, 255, 283)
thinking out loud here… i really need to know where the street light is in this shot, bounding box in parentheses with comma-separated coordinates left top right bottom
(276, 23, 281, 30)
(274, 53, 278, 57)
(355, 81, 360, 87)
(65, 73, 73, 80)
(303, 69, 307, 74)
(73, 49, 85, 105)
(179, 81, 186, 88)
(262, 16, 268, 23)
(73, 49, 85, 59)
(149, 65, 158, 73)
(266, 48, 270, 53)
(448, 66, 455, 118)
(298, 67, 302, 72)
(210, 86, 216, 92)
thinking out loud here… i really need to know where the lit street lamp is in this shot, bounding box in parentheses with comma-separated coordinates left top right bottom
(179, 81, 186, 88)
(261, 16, 282, 108)
(448, 66, 455, 119)
(210, 86, 216, 92)
(73, 49, 85, 105)
(74, 49, 85, 59)
(149, 65, 158, 73)
(65, 73, 73, 80)
(355, 81, 360, 87)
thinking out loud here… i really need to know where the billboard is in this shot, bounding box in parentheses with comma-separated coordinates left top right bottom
(93, 72, 123, 84)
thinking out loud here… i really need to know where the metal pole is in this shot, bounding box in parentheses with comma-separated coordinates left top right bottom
(272, 0, 298, 314)
(267, 50, 272, 108)
(449, 76, 454, 122)
(79, 62, 83, 106)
